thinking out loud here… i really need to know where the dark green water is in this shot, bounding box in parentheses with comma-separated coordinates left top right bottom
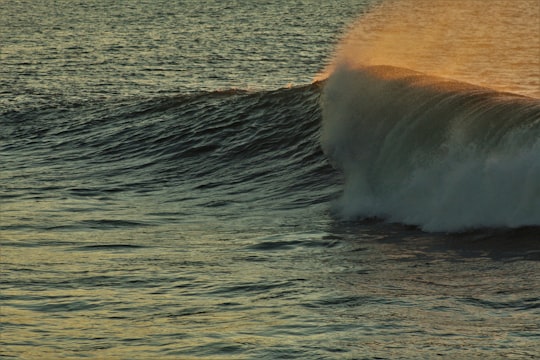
(1, 0, 539, 358)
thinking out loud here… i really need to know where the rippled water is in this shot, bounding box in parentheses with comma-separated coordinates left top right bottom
(3, 222, 539, 358)
(1, 0, 539, 359)
(1, 0, 367, 108)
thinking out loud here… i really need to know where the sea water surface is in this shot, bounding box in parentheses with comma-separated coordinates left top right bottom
(1, 0, 539, 359)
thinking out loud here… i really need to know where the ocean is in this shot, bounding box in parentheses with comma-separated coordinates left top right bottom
(1, 0, 539, 358)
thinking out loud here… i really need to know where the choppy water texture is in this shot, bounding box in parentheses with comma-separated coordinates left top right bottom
(1, 0, 539, 359)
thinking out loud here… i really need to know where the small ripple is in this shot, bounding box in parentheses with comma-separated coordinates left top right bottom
(74, 244, 147, 251)
(247, 233, 340, 251)
(460, 296, 540, 311)
(79, 219, 154, 229)
(209, 280, 295, 296)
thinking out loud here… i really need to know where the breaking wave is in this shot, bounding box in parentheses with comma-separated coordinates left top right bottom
(321, 65, 540, 231)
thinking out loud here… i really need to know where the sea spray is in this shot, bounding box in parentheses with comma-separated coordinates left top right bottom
(316, 0, 540, 98)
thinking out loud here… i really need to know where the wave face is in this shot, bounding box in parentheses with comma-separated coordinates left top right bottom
(321, 65, 540, 231)
(2, 84, 339, 228)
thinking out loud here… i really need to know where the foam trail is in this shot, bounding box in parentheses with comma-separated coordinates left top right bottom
(321, 65, 540, 232)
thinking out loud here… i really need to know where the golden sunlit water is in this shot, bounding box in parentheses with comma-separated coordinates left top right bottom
(1, 0, 539, 359)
